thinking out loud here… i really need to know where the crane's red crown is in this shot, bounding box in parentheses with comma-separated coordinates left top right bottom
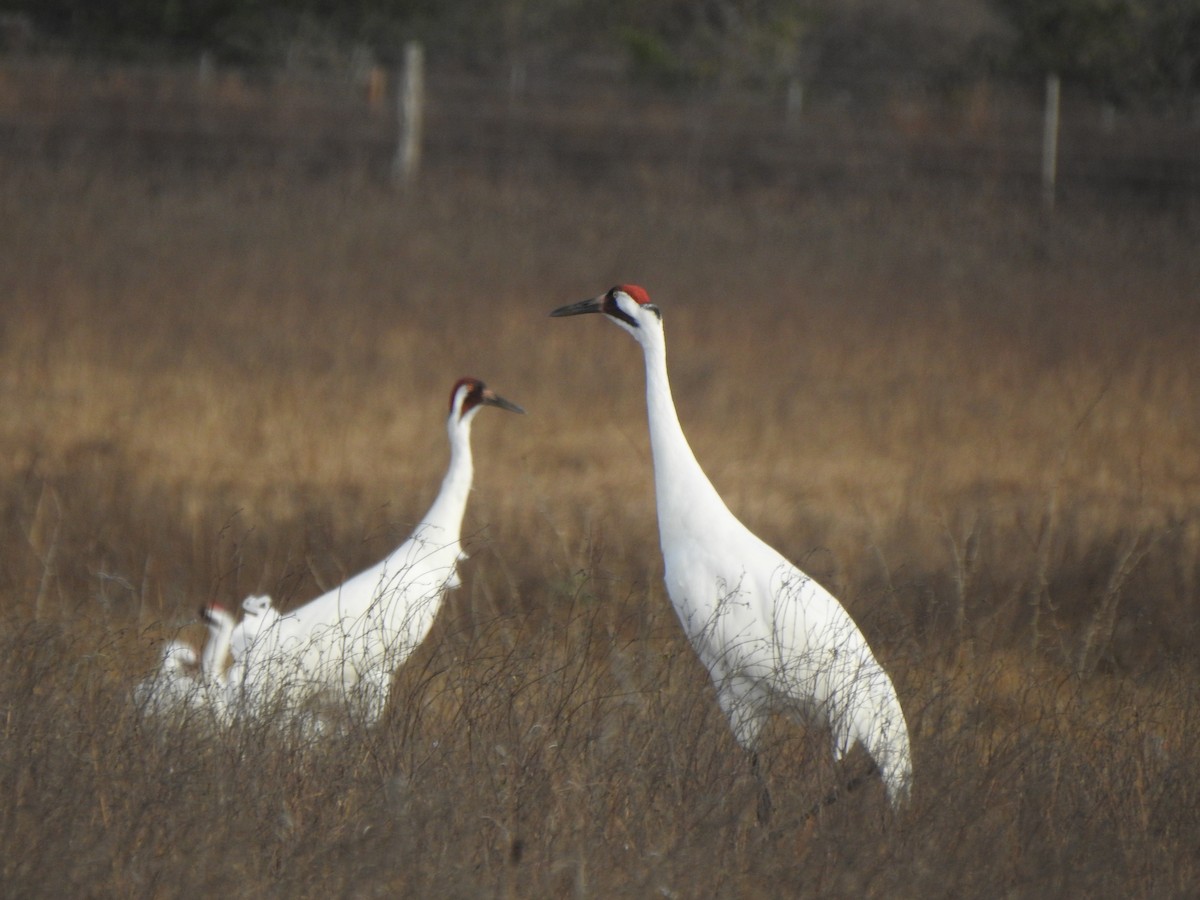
(618, 284, 652, 305)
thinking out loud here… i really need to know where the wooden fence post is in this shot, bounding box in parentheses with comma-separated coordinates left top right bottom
(393, 41, 425, 186)
(1041, 71, 1061, 210)
(367, 65, 386, 112)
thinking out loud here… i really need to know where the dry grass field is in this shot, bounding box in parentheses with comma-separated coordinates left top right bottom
(1, 94, 1199, 895)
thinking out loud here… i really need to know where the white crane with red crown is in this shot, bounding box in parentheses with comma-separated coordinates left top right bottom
(221, 377, 524, 725)
(135, 378, 523, 729)
(552, 286, 912, 814)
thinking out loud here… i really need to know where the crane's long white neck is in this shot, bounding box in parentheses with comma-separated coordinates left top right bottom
(200, 613, 234, 681)
(639, 323, 731, 529)
(416, 412, 475, 543)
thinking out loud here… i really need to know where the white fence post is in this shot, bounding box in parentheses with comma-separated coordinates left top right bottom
(393, 41, 425, 186)
(785, 76, 804, 131)
(198, 50, 214, 86)
(1041, 71, 1061, 210)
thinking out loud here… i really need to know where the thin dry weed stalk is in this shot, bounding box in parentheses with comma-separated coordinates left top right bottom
(0, 148, 1197, 895)
(1076, 529, 1156, 678)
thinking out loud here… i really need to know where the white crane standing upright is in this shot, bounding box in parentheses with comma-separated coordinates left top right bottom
(223, 377, 524, 724)
(552, 285, 912, 810)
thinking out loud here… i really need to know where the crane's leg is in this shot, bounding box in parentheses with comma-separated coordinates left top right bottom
(714, 680, 772, 825)
(803, 758, 880, 821)
(750, 751, 774, 825)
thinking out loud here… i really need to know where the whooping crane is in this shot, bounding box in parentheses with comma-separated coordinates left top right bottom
(222, 377, 524, 725)
(551, 285, 913, 811)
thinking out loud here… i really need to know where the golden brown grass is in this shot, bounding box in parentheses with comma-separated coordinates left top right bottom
(1, 138, 1199, 896)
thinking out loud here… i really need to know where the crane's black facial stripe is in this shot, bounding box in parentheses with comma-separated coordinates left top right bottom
(605, 292, 640, 329)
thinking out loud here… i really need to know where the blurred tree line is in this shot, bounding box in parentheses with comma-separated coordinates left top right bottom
(994, 0, 1200, 104)
(1, 0, 1197, 106)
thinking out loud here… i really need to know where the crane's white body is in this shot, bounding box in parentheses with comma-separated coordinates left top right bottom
(223, 519, 467, 722)
(553, 286, 912, 806)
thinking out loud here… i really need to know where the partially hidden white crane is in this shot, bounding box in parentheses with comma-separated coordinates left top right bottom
(133, 638, 201, 716)
(219, 377, 524, 725)
(134, 602, 235, 717)
(552, 285, 912, 811)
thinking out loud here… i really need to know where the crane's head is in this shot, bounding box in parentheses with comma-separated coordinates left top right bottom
(550, 284, 661, 341)
(241, 594, 273, 617)
(199, 602, 234, 630)
(449, 377, 525, 424)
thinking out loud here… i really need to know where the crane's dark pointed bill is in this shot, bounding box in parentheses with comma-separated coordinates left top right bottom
(481, 389, 525, 415)
(549, 297, 604, 317)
